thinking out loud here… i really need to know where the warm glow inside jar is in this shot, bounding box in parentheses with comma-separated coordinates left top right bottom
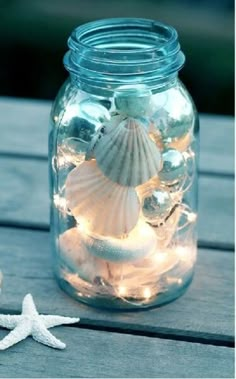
(49, 18, 199, 310)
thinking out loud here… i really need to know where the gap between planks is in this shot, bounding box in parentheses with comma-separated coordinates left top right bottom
(0, 325, 233, 378)
(0, 310, 233, 348)
(0, 227, 233, 347)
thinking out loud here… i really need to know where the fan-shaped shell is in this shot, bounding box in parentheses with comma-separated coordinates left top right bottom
(80, 220, 157, 262)
(94, 118, 162, 187)
(65, 161, 140, 237)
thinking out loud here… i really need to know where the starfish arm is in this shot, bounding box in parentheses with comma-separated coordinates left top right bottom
(40, 315, 80, 328)
(0, 321, 31, 350)
(0, 315, 23, 329)
(32, 320, 66, 349)
(22, 294, 38, 316)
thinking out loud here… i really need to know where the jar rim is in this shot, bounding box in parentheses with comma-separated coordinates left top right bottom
(71, 18, 178, 54)
(64, 18, 185, 93)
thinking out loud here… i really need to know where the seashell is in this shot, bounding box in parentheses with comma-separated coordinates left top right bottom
(85, 115, 126, 161)
(65, 161, 140, 237)
(80, 220, 157, 262)
(59, 227, 109, 282)
(94, 118, 162, 186)
(114, 84, 151, 118)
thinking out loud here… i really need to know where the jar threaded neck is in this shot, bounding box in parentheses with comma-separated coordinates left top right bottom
(64, 18, 185, 93)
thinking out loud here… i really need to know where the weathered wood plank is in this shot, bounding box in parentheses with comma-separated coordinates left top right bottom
(198, 175, 234, 249)
(0, 227, 234, 339)
(200, 114, 234, 176)
(0, 327, 233, 378)
(0, 98, 50, 158)
(0, 157, 233, 247)
(0, 97, 234, 175)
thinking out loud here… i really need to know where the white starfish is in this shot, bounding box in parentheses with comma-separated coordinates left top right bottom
(0, 294, 80, 350)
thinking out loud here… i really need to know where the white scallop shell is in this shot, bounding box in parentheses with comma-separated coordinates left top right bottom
(65, 161, 140, 237)
(94, 118, 162, 186)
(80, 220, 157, 262)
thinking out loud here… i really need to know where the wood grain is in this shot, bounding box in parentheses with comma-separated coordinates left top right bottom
(0, 326, 233, 378)
(0, 227, 233, 340)
(0, 97, 234, 175)
(0, 157, 234, 247)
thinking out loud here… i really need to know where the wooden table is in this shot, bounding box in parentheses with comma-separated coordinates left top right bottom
(0, 97, 234, 378)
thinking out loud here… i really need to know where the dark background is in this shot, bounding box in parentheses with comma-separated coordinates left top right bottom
(1, 0, 234, 114)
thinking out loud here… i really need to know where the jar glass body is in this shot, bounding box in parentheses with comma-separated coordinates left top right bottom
(49, 19, 199, 310)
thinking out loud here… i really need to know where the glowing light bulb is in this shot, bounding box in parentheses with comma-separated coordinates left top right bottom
(143, 287, 152, 300)
(76, 219, 89, 234)
(154, 252, 167, 263)
(187, 212, 197, 223)
(175, 246, 188, 259)
(183, 149, 195, 160)
(57, 154, 72, 167)
(54, 194, 68, 214)
(166, 277, 182, 285)
(117, 286, 127, 297)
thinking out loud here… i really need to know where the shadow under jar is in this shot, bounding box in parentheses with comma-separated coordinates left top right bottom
(49, 18, 199, 310)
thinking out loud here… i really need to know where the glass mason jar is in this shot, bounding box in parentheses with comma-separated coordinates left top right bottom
(49, 18, 199, 310)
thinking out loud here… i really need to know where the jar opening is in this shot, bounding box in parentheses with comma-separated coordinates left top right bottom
(64, 18, 185, 93)
(76, 19, 175, 53)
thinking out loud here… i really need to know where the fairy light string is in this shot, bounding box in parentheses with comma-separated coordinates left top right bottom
(53, 91, 197, 306)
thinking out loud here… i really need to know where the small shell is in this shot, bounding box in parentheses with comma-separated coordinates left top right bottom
(114, 84, 151, 118)
(65, 161, 140, 237)
(80, 220, 157, 262)
(95, 118, 162, 186)
(59, 227, 109, 282)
